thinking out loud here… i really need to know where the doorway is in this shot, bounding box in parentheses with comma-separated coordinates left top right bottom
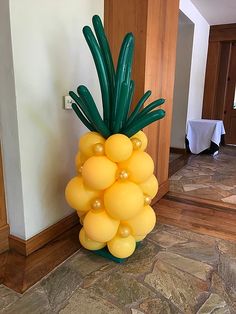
(169, 24, 236, 208)
(169, 11, 194, 176)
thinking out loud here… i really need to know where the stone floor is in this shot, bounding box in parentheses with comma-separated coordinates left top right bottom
(169, 146, 236, 205)
(1, 223, 236, 314)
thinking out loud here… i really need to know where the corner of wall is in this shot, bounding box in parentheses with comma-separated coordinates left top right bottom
(0, 0, 26, 239)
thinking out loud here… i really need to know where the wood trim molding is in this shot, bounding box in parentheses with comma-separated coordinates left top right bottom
(152, 180, 169, 205)
(0, 145, 8, 254)
(0, 224, 9, 254)
(210, 23, 236, 42)
(170, 147, 186, 155)
(168, 154, 191, 178)
(0, 146, 7, 226)
(1, 224, 82, 294)
(9, 212, 80, 256)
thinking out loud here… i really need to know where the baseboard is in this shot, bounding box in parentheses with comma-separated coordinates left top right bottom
(152, 180, 169, 205)
(0, 224, 9, 254)
(168, 154, 191, 177)
(170, 147, 186, 155)
(1, 224, 82, 293)
(9, 212, 80, 256)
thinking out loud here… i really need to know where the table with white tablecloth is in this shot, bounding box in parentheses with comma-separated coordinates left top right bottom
(186, 119, 226, 155)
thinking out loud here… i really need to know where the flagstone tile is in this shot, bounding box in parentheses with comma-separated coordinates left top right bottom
(66, 249, 116, 278)
(211, 272, 236, 313)
(217, 240, 236, 293)
(183, 184, 209, 192)
(0, 285, 20, 311)
(156, 252, 213, 281)
(148, 230, 187, 248)
(145, 257, 210, 312)
(221, 195, 236, 204)
(117, 240, 160, 276)
(196, 293, 231, 314)
(1, 286, 51, 314)
(59, 288, 123, 314)
(138, 297, 174, 314)
(40, 263, 83, 312)
(168, 241, 218, 265)
(90, 272, 155, 307)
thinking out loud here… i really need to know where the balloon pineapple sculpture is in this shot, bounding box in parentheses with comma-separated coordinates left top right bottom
(65, 15, 165, 260)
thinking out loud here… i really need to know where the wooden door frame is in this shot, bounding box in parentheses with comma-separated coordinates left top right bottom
(104, 0, 179, 201)
(224, 42, 236, 144)
(0, 144, 9, 253)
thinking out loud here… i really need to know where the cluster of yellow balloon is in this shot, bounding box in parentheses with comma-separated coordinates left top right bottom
(65, 130, 158, 259)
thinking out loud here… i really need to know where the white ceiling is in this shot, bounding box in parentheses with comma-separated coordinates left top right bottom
(191, 0, 236, 25)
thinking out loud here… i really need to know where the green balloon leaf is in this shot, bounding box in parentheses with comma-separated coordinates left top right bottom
(69, 15, 166, 137)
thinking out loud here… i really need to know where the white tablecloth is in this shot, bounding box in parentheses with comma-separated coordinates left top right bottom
(186, 119, 225, 154)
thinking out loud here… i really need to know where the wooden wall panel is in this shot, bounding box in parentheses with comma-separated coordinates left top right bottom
(215, 42, 231, 120)
(202, 42, 221, 119)
(104, 0, 148, 107)
(105, 0, 179, 199)
(144, 0, 179, 186)
(0, 146, 7, 227)
(210, 23, 236, 42)
(202, 24, 236, 121)
(0, 145, 9, 252)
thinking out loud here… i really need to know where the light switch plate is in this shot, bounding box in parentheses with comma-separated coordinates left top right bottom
(64, 95, 73, 109)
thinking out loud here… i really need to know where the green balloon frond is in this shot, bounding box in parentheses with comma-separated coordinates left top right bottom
(69, 15, 165, 138)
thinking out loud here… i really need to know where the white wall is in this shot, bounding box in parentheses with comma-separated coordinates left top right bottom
(171, 14, 194, 149)
(1, 0, 104, 239)
(0, 0, 26, 238)
(180, 0, 210, 122)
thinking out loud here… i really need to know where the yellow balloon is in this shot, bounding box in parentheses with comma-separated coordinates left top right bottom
(93, 143, 104, 156)
(84, 209, 119, 242)
(79, 215, 85, 226)
(119, 151, 154, 183)
(65, 176, 101, 212)
(131, 138, 142, 150)
(75, 152, 87, 173)
(104, 181, 143, 220)
(105, 134, 133, 162)
(107, 234, 136, 258)
(91, 198, 103, 210)
(79, 132, 105, 158)
(82, 156, 118, 190)
(118, 224, 131, 238)
(125, 205, 156, 236)
(77, 209, 86, 218)
(118, 170, 129, 181)
(139, 174, 159, 198)
(131, 131, 148, 151)
(79, 228, 106, 250)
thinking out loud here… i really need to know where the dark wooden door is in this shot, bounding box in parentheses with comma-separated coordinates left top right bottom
(224, 43, 236, 144)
